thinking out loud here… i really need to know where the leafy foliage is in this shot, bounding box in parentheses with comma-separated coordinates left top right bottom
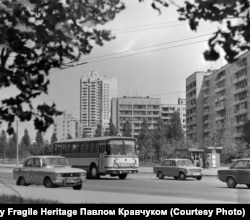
(0, 130, 7, 160)
(50, 133, 57, 145)
(149, 0, 250, 62)
(122, 120, 132, 137)
(94, 124, 102, 137)
(19, 128, 31, 159)
(0, 0, 125, 134)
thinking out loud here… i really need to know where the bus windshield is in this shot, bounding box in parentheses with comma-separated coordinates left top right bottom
(107, 140, 136, 156)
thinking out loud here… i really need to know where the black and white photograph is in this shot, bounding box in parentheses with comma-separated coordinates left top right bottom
(0, 0, 250, 213)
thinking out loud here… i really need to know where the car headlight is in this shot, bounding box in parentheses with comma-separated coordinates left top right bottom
(56, 173, 62, 178)
(80, 172, 86, 177)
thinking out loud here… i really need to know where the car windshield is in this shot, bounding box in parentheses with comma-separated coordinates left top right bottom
(107, 140, 136, 156)
(42, 157, 69, 166)
(177, 159, 193, 167)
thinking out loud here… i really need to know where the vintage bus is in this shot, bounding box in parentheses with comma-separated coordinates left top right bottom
(52, 136, 139, 179)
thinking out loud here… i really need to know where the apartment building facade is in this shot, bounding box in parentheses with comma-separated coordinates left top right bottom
(111, 97, 161, 138)
(80, 71, 117, 137)
(161, 98, 186, 135)
(186, 71, 212, 143)
(53, 113, 78, 140)
(186, 51, 250, 144)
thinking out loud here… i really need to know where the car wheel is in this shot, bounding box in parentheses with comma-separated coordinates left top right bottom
(44, 177, 55, 188)
(89, 164, 100, 179)
(196, 176, 202, 180)
(17, 177, 27, 186)
(158, 172, 164, 179)
(179, 172, 186, 180)
(73, 184, 82, 190)
(226, 177, 237, 188)
(118, 174, 127, 180)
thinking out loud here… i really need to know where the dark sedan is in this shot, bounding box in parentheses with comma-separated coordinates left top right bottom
(217, 158, 250, 188)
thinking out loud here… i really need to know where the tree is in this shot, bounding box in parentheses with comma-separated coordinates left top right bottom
(0, 0, 125, 134)
(137, 118, 153, 162)
(104, 118, 118, 136)
(35, 131, 44, 155)
(6, 132, 17, 159)
(19, 128, 31, 159)
(150, 0, 250, 63)
(50, 133, 57, 145)
(0, 130, 7, 161)
(122, 120, 132, 137)
(168, 111, 184, 140)
(94, 124, 102, 137)
(109, 119, 118, 136)
(152, 118, 167, 161)
(67, 133, 73, 139)
(81, 130, 88, 138)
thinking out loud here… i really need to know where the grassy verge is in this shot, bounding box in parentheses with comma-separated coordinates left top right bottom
(0, 194, 59, 204)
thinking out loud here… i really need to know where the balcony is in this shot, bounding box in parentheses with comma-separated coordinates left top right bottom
(215, 75, 225, 83)
(215, 105, 225, 112)
(234, 133, 243, 138)
(235, 121, 246, 127)
(235, 109, 248, 116)
(215, 87, 225, 93)
(215, 115, 225, 121)
(233, 87, 248, 95)
(233, 98, 247, 106)
(215, 96, 225, 103)
(233, 75, 248, 84)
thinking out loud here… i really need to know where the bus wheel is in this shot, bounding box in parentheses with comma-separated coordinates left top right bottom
(118, 174, 127, 180)
(89, 164, 100, 179)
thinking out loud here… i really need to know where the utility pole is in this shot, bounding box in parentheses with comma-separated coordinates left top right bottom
(16, 119, 19, 166)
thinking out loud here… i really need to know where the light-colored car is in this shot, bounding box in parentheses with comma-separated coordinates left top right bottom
(13, 155, 86, 190)
(153, 158, 204, 180)
(218, 158, 250, 188)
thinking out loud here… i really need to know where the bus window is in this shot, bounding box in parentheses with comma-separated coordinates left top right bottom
(124, 140, 136, 156)
(97, 142, 106, 153)
(108, 140, 124, 155)
(89, 142, 98, 153)
(80, 142, 89, 153)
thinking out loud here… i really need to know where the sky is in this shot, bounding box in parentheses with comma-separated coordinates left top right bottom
(1, 0, 227, 141)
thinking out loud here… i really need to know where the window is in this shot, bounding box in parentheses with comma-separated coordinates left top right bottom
(162, 160, 171, 166)
(234, 160, 249, 169)
(24, 159, 34, 167)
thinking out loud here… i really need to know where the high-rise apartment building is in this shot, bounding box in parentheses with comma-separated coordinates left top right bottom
(161, 98, 186, 135)
(186, 50, 250, 144)
(111, 96, 161, 138)
(80, 71, 117, 136)
(186, 71, 212, 143)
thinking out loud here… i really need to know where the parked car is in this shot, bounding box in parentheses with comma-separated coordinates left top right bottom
(13, 155, 86, 190)
(153, 158, 204, 180)
(217, 158, 250, 188)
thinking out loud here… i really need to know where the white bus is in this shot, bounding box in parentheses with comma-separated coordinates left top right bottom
(52, 136, 139, 179)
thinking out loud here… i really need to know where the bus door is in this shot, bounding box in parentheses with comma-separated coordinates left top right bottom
(98, 142, 106, 173)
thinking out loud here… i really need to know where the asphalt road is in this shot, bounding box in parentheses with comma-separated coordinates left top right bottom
(0, 168, 250, 203)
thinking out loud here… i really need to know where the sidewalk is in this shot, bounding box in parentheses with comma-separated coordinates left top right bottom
(0, 163, 227, 176)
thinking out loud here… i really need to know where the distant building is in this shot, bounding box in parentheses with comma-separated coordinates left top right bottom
(111, 96, 161, 138)
(53, 113, 78, 141)
(80, 71, 117, 137)
(161, 98, 186, 135)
